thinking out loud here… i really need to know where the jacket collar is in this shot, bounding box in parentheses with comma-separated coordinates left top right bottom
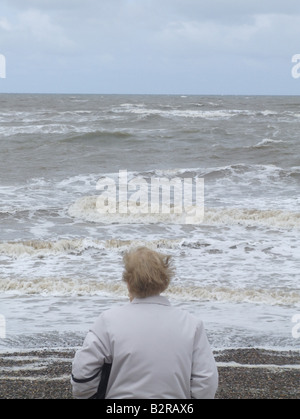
(131, 295, 170, 306)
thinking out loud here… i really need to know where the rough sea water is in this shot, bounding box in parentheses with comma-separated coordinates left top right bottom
(0, 94, 299, 351)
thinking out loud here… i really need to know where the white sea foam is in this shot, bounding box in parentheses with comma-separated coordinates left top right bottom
(0, 238, 182, 258)
(167, 285, 300, 307)
(204, 208, 300, 228)
(252, 138, 286, 148)
(216, 362, 300, 371)
(0, 277, 127, 297)
(113, 105, 242, 120)
(68, 195, 300, 228)
(0, 276, 298, 307)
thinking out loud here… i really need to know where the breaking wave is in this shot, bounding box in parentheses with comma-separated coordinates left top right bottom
(68, 196, 300, 228)
(0, 238, 182, 258)
(251, 139, 287, 149)
(111, 104, 300, 121)
(0, 276, 298, 307)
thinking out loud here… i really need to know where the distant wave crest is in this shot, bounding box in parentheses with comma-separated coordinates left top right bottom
(68, 195, 300, 228)
(0, 276, 298, 307)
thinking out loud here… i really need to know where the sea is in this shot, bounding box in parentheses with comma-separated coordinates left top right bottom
(0, 94, 299, 352)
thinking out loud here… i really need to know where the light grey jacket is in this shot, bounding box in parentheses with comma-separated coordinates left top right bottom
(71, 295, 218, 399)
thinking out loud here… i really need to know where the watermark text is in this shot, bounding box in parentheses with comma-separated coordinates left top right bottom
(0, 314, 6, 339)
(292, 314, 300, 339)
(96, 170, 204, 225)
(292, 54, 300, 79)
(0, 54, 6, 79)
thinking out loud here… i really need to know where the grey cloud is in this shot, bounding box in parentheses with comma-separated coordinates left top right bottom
(1, 0, 299, 94)
(4, 0, 300, 14)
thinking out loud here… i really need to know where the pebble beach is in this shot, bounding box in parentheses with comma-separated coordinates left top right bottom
(0, 348, 299, 399)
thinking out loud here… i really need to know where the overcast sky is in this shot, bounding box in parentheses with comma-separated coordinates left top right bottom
(0, 0, 300, 94)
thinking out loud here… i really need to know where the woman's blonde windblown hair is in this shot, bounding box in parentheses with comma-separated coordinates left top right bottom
(122, 247, 175, 298)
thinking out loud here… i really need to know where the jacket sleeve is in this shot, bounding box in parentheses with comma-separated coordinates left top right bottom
(71, 314, 111, 399)
(190, 321, 218, 399)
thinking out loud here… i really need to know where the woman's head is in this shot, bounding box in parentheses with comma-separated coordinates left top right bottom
(122, 247, 175, 299)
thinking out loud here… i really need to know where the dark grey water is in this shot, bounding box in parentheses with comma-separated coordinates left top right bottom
(0, 94, 299, 350)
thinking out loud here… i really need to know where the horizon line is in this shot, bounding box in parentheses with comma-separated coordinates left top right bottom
(0, 92, 300, 97)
